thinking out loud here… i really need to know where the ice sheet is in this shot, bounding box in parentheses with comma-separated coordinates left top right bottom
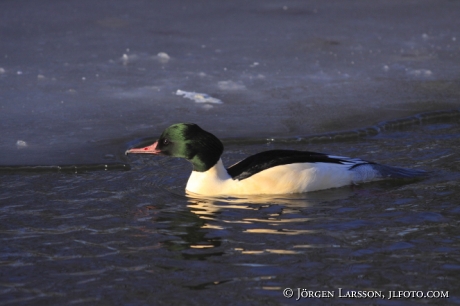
(176, 90, 223, 104)
(0, 0, 459, 165)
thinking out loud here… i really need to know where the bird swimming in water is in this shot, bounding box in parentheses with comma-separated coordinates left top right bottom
(126, 123, 426, 196)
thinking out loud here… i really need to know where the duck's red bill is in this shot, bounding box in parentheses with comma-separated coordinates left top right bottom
(125, 141, 161, 155)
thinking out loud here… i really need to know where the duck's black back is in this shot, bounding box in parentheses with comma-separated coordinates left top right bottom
(226, 150, 351, 180)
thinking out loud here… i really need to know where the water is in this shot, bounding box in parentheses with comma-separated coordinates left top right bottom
(1, 117, 460, 305)
(2, 0, 460, 305)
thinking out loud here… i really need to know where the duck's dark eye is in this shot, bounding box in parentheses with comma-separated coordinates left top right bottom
(162, 139, 169, 145)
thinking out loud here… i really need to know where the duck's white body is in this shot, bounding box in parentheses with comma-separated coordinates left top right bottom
(186, 157, 380, 195)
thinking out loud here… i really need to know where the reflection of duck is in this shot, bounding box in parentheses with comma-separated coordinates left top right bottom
(186, 188, 355, 222)
(126, 123, 426, 196)
(187, 186, 355, 208)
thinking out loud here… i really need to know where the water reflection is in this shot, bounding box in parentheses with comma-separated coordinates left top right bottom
(173, 187, 355, 258)
(186, 186, 356, 210)
(160, 177, 436, 261)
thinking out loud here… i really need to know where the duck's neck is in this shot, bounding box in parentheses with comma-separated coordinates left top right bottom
(193, 158, 229, 179)
(186, 159, 231, 194)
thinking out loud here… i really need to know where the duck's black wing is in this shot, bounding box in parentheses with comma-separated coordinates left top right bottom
(226, 150, 353, 180)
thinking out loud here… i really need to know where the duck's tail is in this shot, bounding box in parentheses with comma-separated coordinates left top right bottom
(370, 164, 428, 179)
(350, 163, 428, 183)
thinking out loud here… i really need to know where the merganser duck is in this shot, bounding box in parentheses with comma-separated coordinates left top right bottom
(126, 123, 426, 195)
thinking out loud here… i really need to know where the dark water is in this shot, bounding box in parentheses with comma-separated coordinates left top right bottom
(1, 117, 460, 305)
(2, 0, 460, 167)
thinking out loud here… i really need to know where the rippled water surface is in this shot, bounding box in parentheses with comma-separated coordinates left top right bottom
(1, 119, 460, 305)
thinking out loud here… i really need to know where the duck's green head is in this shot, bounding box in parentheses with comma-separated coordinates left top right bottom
(126, 123, 224, 172)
